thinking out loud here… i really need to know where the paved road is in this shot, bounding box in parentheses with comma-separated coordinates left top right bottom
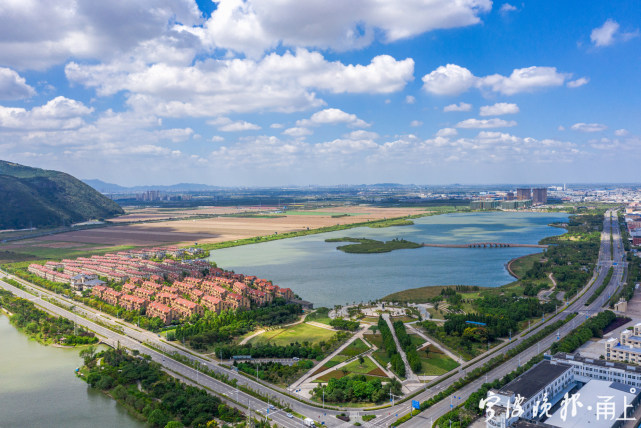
(0, 210, 625, 428)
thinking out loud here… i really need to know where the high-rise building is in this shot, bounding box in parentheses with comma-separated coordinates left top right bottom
(532, 188, 548, 205)
(516, 188, 531, 201)
(506, 192, 515, 201)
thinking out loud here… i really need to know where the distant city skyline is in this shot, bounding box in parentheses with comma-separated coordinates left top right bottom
(0, 1, 639, 186)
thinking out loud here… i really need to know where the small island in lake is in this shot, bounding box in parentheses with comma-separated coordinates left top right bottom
(326, 237, 422, 253)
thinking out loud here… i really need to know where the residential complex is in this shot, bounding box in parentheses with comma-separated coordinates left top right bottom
(27, 247, 297, 325)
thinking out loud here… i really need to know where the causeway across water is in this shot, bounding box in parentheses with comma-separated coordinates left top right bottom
(422, 242, 548, 248)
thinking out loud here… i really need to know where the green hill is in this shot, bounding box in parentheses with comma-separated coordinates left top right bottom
(0, 160, 124, 229)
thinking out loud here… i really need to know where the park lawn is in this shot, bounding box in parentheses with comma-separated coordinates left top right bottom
(306, 316, 332, 325)
(417, 353, 459, 376)
(248, 323, 336, 347)
(361, 316, 379, 323)
(338, 338, 369, 357)
(342, 356, 379, 375)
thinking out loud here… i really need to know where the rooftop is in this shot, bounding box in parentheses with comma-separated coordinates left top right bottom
(552, 353, 641, 374)
(499, 361, 572, 401)
(545, 379, 639, 428)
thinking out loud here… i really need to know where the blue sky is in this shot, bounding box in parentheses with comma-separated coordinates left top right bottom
(0, 1, 639, 186)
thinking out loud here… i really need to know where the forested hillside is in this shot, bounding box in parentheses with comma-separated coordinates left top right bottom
(0, 160, 124, 229)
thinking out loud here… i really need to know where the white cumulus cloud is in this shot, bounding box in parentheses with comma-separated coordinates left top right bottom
(456, 118, 517, 129)
(423, 65, 570, 96)
(444, 102, 472, 112)
(590, 19, 639, 47)
(422, 64, 476, 96)
(67, 50, 414, 118)
(186, 0, 492, 57)
(567, 77, 589, 88)
(0, 96, 93, 130)
(479, 103, 519, 116)
(614, 129, 629, 137)
(208, 117, 261, 132)
(296, 108, 370, 128)
(0, 68, 35, 100)
(436, 127, 458, 137)
(570, 122, 607, 132)
(283, 127, 313, 137)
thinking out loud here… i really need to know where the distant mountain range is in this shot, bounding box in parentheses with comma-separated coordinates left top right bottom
(0, 161, 124, 229)
(82, 179, 223, 193)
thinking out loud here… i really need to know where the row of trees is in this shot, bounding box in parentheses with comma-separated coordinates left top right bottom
(311, 375, 402, 403)
(551, 310, 617, 354)
(393, 321, 421, 373)
(0, 289, 97, 345)
(83, 348, 243, 427)
(174, 299, 302, 350)
(214, 331, 350, 360)
(377, 317, 405, 377)
(329, 319, 360, 331)
(234, 359, 314, 384)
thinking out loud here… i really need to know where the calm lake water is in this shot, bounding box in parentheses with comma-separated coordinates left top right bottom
(0, 315, 144, 428)
(208, 212, 569, 307)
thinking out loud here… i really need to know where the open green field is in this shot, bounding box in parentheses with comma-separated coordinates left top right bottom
(383, 285, 489, 303)
(342, 357, 383, 375)
(304, 308, 332, 325)
(247, 323, 336, 346)
(339, 338, 370, 357)
(313, 356, 387, 382)
(417, 353, 459, 376)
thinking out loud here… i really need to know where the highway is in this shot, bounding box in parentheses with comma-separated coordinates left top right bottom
(0, 210, 626, 427)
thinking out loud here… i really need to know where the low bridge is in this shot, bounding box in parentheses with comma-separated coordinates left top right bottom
(422, 242, 548, 249)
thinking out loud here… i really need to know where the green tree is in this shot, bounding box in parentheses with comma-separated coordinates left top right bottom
(148, 409, 169, 428)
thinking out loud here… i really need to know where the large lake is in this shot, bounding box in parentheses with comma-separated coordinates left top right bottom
(208, 212, 569, 307)
(0, 315, 144, 428)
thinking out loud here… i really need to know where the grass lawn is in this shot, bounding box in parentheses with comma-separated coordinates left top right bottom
(416, 353, 459, 376)
(338, 338, 369, 357)
(361, 316, 379, 323)
(248, 323, 336, 347)
(383, 285, 491, 304)
(342, 357, 379, 375)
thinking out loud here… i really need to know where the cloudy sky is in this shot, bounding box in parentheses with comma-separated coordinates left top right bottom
(0, 1, 639, 186)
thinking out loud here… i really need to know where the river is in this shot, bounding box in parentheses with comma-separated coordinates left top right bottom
(208, 211, 569, 307)
(0, 314, 144, 428)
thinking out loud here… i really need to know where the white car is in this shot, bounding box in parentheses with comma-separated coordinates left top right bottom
(287, 413, 293, 418)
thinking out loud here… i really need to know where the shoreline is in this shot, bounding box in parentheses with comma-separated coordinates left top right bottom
(506, 253, 534, 279)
